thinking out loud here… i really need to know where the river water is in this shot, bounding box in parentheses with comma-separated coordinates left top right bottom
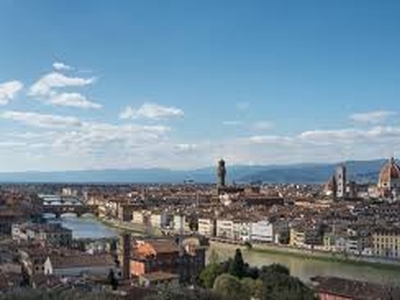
(39, 195, 400, 285)
(208, 242, 400, 286)
(53, 215, 117, 239)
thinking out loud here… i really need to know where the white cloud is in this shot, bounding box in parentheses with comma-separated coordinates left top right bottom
(245, 135, 294, 145)
(0, 110, 82, 129)
(53, 62, 73, 71)
(223, 120, 242, 126)
(29, 72, 95, 97)
(350, 111, 396, 124)
(300, 129, 364, 143)
(119, 106, 135, 119)
(252, 121, 274, 131)
(174, 143, 197, 151)
(236, 102, 250, 111)
(0, 141, 27, 148)
(0, 81, 23, 105)
(6, 123, 400, 171)
(48, 92, 102, 109)
(120, 103, 184, 120)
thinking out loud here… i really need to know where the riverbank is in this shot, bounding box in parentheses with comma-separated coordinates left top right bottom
(213, 241, 400, 271)
(209, 241, 400, 285)
(97, 217, 163, 237)
(252, 244, 400, 270)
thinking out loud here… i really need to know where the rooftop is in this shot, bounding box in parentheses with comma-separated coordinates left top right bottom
(312, 276, 400, 300)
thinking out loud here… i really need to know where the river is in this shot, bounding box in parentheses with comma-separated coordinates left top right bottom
(51, 215, 117, 239)
(40, 194, 117, 239)
(208, 242, 400, 286)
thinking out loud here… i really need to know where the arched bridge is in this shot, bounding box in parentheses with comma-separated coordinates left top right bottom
(42, 204, 99, 218)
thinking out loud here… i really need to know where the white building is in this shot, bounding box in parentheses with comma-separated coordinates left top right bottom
(173, 215, 190, 232)
(250, 220, 274, 242)
(345, 237, 359, 255)
(233, 221, 250, 241)
(335, 236, 347, 253)
(198, 218, 215, 237)
(150, 212, 163, 228)
(150, 211, 171, 228)
(216, 219, 234, 239)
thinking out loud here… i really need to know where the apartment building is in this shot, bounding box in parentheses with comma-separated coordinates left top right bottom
(198, 218, 215, 237)
(250, 220, 274, 242)
(373, 228, 400, 259)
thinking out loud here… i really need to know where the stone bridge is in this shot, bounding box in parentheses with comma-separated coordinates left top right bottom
(42, 204, 99, 218)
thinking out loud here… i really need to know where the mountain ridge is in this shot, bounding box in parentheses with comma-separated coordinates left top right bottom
(0, 159, 391, 184)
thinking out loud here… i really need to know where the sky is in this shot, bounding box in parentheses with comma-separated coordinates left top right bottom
(0, 0, 400, 172)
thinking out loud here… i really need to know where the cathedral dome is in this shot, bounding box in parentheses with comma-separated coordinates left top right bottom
(378, 157, 400, 188)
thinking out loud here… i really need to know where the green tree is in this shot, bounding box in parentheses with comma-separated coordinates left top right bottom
(260, 263, 290, 277)
(199, 262, 224, 288)
(213, 274, 249, 300)
(228, 249, 245, 278)
(145, 286, 223, 300)
(259, 271, 316, 300)
(241, 277, 263, 300)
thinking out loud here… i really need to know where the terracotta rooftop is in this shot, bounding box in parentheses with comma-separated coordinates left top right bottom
(312, 276, 400, 300)
(137, 238, 179, 255)
(379, 157, 400, 186)
(49, 253, 115, 269)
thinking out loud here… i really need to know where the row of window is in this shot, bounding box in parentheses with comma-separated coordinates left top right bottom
(374, 237, 400, 244)
(375, 244, 399, 250)
(375, 250, 400, 257)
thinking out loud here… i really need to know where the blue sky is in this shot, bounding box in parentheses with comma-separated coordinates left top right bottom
(1, 0, 400, 171)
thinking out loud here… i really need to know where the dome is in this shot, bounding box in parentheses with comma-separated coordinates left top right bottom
(378, 157, 400, 188)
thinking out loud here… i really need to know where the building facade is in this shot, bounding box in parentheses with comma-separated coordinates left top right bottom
(373, 228, 400, 259)
(216, 219, 234, 240)
(335, 164, 347, 199)
(198, 218, 215, 237)
(250, 220, 274, 242)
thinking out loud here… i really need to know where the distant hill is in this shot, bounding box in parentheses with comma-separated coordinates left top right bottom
(0, 159, 390, 184)
(239, 159, 387, 184)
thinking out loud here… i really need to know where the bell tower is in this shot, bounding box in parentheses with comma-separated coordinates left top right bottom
(217, 159, 226, 187)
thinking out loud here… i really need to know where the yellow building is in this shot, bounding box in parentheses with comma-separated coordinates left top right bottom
(132, 210, 144, 224)
(150, 212, 162, 228)
(373, 229, 400, 259)
(289, 227, 305, 247)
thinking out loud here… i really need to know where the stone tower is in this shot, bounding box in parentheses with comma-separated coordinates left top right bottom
(335, 164, 347, 199)
(121, 234, 131, 280)
(217, 159, 226, 187)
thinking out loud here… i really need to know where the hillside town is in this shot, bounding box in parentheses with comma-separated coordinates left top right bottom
(0, 158, 400, 298)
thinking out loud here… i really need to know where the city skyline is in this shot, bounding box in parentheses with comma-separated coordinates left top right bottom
(1, 1, 400, 171)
